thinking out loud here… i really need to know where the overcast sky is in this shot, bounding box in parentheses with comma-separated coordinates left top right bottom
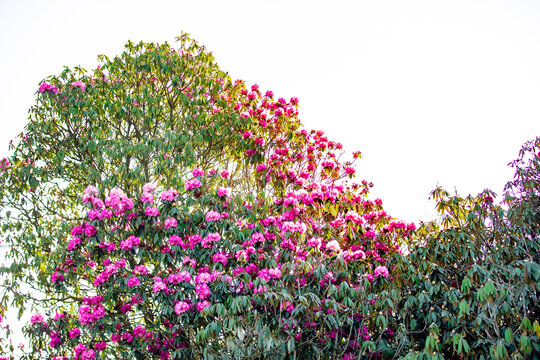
(1, 0, 539, 224)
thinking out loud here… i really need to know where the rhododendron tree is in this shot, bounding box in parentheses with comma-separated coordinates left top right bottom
(0, 34, 415, 358)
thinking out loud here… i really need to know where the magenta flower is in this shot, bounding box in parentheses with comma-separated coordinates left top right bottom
(133, 326, 146, 337)
(196, 300, 210, 312)
(185, 179, 201, 190)
(38, 82, 59, 94)
(30, 313, 44, 325)
(69, 327, 81, 338)
(145, 206, 160, 217)
(127, 277, 140, 287)
(192, 168, 204, 177)
(50, 271, 65, 284)
(195, 283, 211, 300)
(95, 341, 107, 351)
(212, 252, 228, 266)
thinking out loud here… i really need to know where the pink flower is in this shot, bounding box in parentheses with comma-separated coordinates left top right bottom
(220, 170, 230, 178)
(134, 265, 149, 275)
(374, 265, 389, 278)
(164, 218, 178, 229)
(38, 82, 59, 94)
(120, 236, 140, 251)
(196, 300, 210, 312)
(212, 252, 228, 266)
(169, 235, 183, 246)
(217, 186, 232, 197)
(185, 179, 201, 190)
(95, 341, 107, 351)
(50, 271, 64, 284)
(152, 280, 167, 293)
(256, 164, 267, 172)
(0, 157, 9, 170)
(84, 224, 97, 237)
(30, 313, 44, 325)
(195, 283, 211, 300)
(325, 240, 341, 253)
(243, 131, 252, 139)
(206, 211, 221, 222)
(120, 303, 132, 314)
(145, 206, 160, 217)
(142, 182, 156, 194)
(127, 277, 140, 287)
(160, 189, 178, 202)
(69, 328, 81, 338)
(192, 168, 204, 177)
(70, 80, 86, 92)
(307, 237, 322, 249)
(133, 326, 146, 337)
(175, 301, 191, 315)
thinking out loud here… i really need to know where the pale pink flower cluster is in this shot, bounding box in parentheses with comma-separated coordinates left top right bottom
(70, 80, 86, 92)
(374, 265, 389, 278)
(164, 218, 178, 229)
(217, 186, 232, 197)
(345, 210, 364, 225)
(307, 237, 322, 249)
(105, 188, 133, 211)
(152, 278, 167, 293)
(160, 189, 178, 202)
(206, 210, 221, 222)
(282, 221, 307, 234)
(325, 240, 341, 253)
(175, 301, 191, 314)
(168, 270, 191, 284)
(141, 184, 155, 203)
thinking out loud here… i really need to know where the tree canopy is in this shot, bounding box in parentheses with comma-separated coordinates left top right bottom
(0, 34, 539, 360)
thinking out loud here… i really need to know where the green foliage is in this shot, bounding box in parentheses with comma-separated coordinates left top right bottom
(384, 137, 540, 359)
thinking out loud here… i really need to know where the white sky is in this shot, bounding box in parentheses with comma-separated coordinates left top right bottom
(1, 0, 539, 224)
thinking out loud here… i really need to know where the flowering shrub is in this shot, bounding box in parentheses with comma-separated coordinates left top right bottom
(22, 166, 414, 359)
(1, 32, 538, 359)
